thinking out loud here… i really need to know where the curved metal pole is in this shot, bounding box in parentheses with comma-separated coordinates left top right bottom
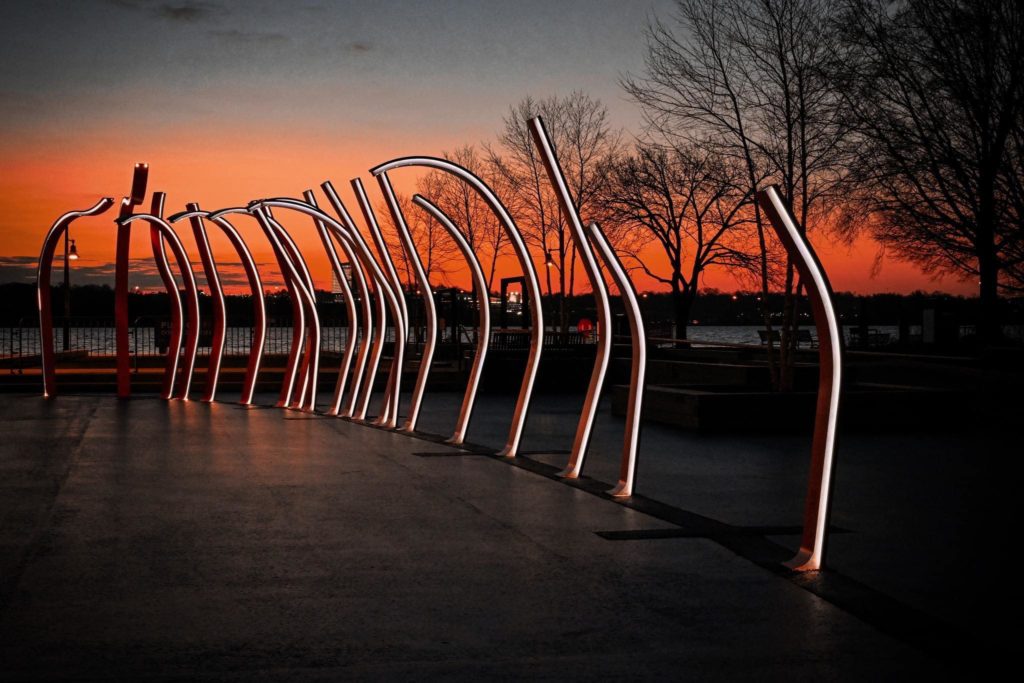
(528, 116, 613, 478)
(376, 172, 437, 432)
(318, 183, 380, 419)
(326, 180, 403, 426)
(115, 163, 149, 398)
(227, 205, 304, 409)
(303, 190, 359, 416)
(168, 204, 226, 402)
(37, 198, 115, 398)
(254, 208, 320, 412)
(203, 207, 269, 406)
(117, 211, 201, 401)
(587, 222, 646, 498)
(148, 193, 185, 400)
(369, 157, 544, 457)
(412, 195, 490, 445)
(758, 185, 843, 573)
(249, 197, 406, 423)
(347, 178, 407, 426)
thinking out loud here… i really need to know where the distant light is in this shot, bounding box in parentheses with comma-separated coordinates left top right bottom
(68, 239, 79, 261)
(545, 250, 555, 268)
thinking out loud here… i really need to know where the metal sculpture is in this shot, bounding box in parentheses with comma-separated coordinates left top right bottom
(586, 221, 646, 497)
(375, 173, 438, 433)
(148, 192, 201, 400)
(203, 207, 268, 405)
(757, 185, 843, 573)
(37, 197, 115, 397)
(250, 205, 321, 412)
(303, 190, 361, 417)
(115, 163, 149, 398)
(344, 178, 408, 426)
(117, 207, 201, 400)
(249, 197, 407, 423)
(528, 116, 614, 479)
(412, 195, 491, 445)
(369, 157, 543, 457)
(319, 182, 386, 420)
(168, 204, 227, 403)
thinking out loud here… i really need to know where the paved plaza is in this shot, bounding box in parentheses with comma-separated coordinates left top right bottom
(0, 392, 1008, 679)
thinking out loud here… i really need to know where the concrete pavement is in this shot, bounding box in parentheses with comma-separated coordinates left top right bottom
(0, 392, 1000, 679)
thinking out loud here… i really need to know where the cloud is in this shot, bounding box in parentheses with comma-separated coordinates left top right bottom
(208, 29, 289, 44)
(156, 2, 217, 22)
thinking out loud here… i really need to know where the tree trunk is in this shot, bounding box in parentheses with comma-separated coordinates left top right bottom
(976, 214, 1001, 345)
(672, 285, 695, 345)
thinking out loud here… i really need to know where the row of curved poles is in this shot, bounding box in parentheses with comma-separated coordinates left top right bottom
(34, 117, 842, 572)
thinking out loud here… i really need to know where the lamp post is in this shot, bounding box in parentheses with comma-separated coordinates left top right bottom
(62, 233, 79, 351)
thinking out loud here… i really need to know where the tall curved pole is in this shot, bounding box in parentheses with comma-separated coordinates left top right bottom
(529, 116, 613, 478)
(249, 198, 406, 422)
(369, 157, 544, 457)
(587, 222, 646, 498)
(412, 195, 490, 445)
(376, 172, 437, 432)
(167, 203, 226, 402)
(758, 185, 843, 573)
(115, 163, 149, 398)
(37, 197, 115, 398)
(253, 207, 321, 412)
(327, 179, 403, 426)
(318, 182, 382, 420)
(203, 207, 270, 405)
(117, 211, 201, 401)
(303, 190, 359, 416)
(346, 179, 407, 426)
(148, 192, 186, 400)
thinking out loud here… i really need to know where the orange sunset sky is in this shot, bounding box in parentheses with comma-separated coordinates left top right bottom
(0, 0, 975, 297)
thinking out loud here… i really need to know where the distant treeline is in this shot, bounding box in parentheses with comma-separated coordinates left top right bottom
(4, 282, 1022, 329)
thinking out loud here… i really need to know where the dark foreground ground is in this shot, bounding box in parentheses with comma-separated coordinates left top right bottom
(0, 390, 1015, 679)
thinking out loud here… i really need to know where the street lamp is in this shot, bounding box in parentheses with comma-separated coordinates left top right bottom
(62, 234, 80, 350)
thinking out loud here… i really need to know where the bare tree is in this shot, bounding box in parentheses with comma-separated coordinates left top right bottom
(488, 91, 621, 332)
(622, 0, 852, 389)
(377, 189, 459, 289)
(421, 146, 509, 293)
(839, 0, 1024, 342)
(602, 142, 757, 339)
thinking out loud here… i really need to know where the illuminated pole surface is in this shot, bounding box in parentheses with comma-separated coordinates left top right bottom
(369, 157, 543, 457)
(245, 206, 306, 409)
(252, 207, 321, 412)
(587, 222, 646, 497)
(204, 207, 268, 406)
(263, 209, 316, 409)
(330, 180, 403, 425)
(345, 178, 407, 426)
(177, 203, 226, 403)
(115, 163, 149, 398)
(118, 210, 201, 401)
(319, 182, 383, 420)
(251, 198, 406, 423)
(268, 211, 322, 411)
(147, 193, 186, 399)
(303, 190, 360, 417)
(37, 198, 115, 398)
(758, 185, 842, 572)
(528, 116, 613, 478)
(376, 172, 438, 432)
(412, 195, 491, 445)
